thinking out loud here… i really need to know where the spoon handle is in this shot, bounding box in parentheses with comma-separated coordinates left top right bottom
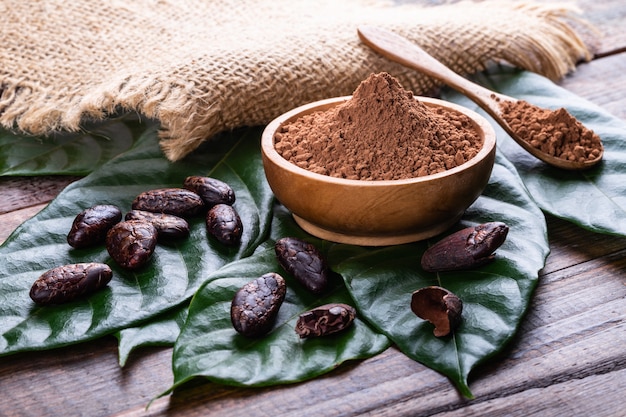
(357, 26, 511, 119)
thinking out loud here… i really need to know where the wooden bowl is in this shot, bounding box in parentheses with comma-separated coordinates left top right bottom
(261, 96, 496, 246)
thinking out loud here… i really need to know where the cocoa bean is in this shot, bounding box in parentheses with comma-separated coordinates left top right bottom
(131, 188, 205, 218)
(30, 263, 113, 305)
(421, 222, 509, 272)
(125, 210, 189, 241)
(67, 205, 122, 248)
(275, 237, 329, 294)
(411, 286, 463, 337)
(206, 204, 243, 246)
(105, 220, 158, 270)
(230, 272, 286, 337)
(183, 176, 235, 207)
(295, 303, 356, 338)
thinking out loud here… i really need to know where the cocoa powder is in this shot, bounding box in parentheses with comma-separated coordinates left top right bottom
(499, 100, 602, 162)
(274, 72, 483, 180)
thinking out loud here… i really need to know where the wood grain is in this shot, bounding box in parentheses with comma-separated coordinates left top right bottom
(0, 176, 78, 215)
(575, 0, 626, 55)
(439, 368, 626, 417)
(0, 204, 47, 244)
(560, 54, 626, 120)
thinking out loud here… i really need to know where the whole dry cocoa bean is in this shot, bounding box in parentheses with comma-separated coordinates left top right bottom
(67, 205, 122, 249)
(125, 210, 190, 241)
(29, 263, 113, 305)
(106, 220, 158, 270)
(295, 303, 356, 338)
(131, 188, 205, 218)
(183, 176, 235, 207)
(411, 286, 463, 337)
(275, 237, 329, 294)
(230, 272, 286, 337)
(206, 204, 243, 246)
(421, 222, 509, 272)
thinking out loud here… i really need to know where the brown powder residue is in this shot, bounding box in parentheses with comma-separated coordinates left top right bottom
(273, 72, 483, 180)
(499, 99, 603, 162)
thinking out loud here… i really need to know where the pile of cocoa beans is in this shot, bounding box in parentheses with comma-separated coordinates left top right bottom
(30, 176, 241, 305)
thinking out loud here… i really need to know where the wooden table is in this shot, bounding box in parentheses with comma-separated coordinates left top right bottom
(1, 2, 625, 416)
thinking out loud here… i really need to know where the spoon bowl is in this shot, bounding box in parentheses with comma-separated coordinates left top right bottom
(357, 25, 603, 170)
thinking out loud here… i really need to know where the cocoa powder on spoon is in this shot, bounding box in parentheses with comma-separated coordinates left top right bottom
(499, 99, 602, 163)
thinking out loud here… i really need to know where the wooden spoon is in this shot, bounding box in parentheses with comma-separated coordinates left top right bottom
(357, 25, 603, 170)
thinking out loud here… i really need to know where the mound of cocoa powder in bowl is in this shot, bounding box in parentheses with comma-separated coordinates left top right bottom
(273, 72, 483, 181)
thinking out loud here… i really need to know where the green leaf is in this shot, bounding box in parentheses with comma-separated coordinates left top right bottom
(166, 205, 390, 392)
(0, 115, 145, 176)
(113, 209, 290, 367)
(167, 154, 547, 397)
(0, 126, 274, 355)
(333, 152, 549, 397)
(444, 68, 626, 236)
(115, 306, 188, 367)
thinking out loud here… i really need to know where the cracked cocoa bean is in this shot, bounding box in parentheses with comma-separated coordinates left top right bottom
(230, 272, 286, 337)
(125, 210, 189, 241)
(106, 220, 158, 270)
(411, 286, 463, 337)
(183, 175, 235, 207)
(29, 263, 113, 305)
(131, 188, 205, 218)
(275, 237, 329, 294)
(421, 222, 509, 272)
(295, 303, 356, 338)
(206, 203, 243, 246)
(67, 204, 122, 249)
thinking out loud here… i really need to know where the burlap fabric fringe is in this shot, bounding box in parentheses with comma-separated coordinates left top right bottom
(0, 0, 596, 161)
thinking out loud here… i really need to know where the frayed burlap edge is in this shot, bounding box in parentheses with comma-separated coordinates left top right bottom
(0, 0, 599, 161)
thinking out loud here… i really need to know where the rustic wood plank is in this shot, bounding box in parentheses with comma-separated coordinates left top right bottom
(438, 368, 626, 417)
(541, 215, 626, 274)
(0, 338, 173, 417)
(574, 0, 626, 55)
(521, 0, 626, 57)
(559, 53, 626, 120)
(0, 204, 46, 245)
(0, 176, 78, 215)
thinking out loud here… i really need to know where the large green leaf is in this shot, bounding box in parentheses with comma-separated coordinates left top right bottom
(0, 126, 274, 355)
(116, 306, 188, 367)
(444, 68, 626, 236)
(115, 216, 282, 367)
(0, 115, 145, 176)
(333, 152, 549, 398)
(167, 205, 389, 392)
(166, 154, 547, 397)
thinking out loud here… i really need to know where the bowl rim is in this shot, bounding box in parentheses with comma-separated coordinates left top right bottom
(261, 95, 496, 186)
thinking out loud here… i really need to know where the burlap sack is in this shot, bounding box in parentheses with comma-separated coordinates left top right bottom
(0, 0, 596, 161)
